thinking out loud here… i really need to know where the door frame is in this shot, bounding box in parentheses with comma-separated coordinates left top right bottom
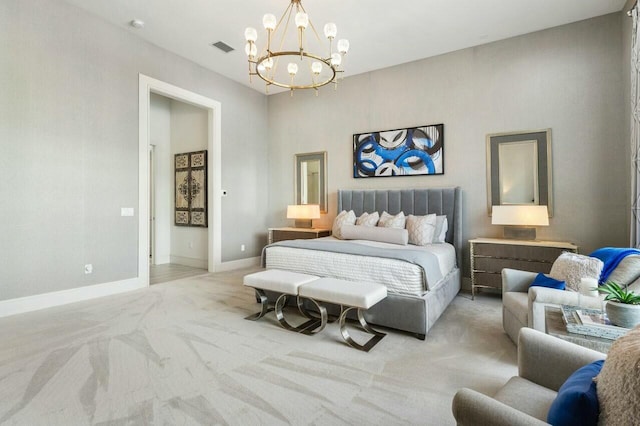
(138, 74, 222, 285)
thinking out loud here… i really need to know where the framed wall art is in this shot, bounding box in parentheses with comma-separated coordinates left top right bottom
(353, 124, 444, 178)
(175, 150, 207, 227)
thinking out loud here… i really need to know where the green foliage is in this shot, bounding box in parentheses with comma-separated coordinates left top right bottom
(598, 281, 640, 305)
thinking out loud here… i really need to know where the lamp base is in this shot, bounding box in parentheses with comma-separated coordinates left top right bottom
(503, 226, 537, 240)
(294, 219, 313, 228)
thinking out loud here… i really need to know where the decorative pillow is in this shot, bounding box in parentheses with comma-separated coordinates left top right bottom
(356, 212, 380, 227)
(340, 224, 408, 245)
(530, 273, 566, 290)
(378, 211, 406, 229)
(549, 253, 604, 292)
(547, 360, 604, 426)
(332, 210, 356, 240)
(406, 214, 437, 246)
(433, 215, 448, 243)
(596, 325, 640, 426)
(608, 255, 640, 287)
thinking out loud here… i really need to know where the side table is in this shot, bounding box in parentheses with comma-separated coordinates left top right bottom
(268, 227, 331, 244)
(545, 306, 612, 354)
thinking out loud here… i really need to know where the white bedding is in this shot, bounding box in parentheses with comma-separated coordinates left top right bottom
(264, 236, 457, 296)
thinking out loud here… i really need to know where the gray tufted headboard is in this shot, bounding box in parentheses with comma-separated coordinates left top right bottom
(337, 187, 463, 268)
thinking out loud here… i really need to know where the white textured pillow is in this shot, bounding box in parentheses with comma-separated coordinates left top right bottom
(596, 324, 640, 426)
(341, 224, 408, 245)
(332, 210, 356, 240)
(406, 214, 437, 246)
(356, 212, 380, 227)
(549, 252, 604, 292)
(434, 215, 448, 243)
(608, 255, 640, 287)
(378, 211, 406, 229)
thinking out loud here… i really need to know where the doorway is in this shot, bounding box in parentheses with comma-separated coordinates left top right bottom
(138, 75, 222, 287)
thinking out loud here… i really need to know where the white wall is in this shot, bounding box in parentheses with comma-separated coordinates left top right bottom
(0, 0, 268, 301)
(267, 13, 627, 279)
(169, 100, 208, 268)
(150, 94, 172, 265)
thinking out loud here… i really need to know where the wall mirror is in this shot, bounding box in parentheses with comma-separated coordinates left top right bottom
(486, 129, 553, 216)
(295, 151, 327, 213)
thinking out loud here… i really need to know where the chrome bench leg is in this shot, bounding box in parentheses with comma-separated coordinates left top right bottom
(245, 289, 273, 320)
(275, 294, 323, 333)
(339, 307, 386, 352)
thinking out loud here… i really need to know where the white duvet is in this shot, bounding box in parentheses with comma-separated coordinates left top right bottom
(264, 236, 457, 296)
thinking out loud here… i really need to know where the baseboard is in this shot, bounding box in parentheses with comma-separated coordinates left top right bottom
(153, 255, 171, 265)
(0, 277, 146, 318)
(215, 256, 260, 272)
(170, 255, 207, 269)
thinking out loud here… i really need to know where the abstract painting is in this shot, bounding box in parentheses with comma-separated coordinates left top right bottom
(175, 150, 207, 227)
(353, 124, 444, 178)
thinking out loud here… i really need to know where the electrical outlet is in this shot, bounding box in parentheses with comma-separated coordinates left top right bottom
(240, 244, 245, 252)
(189, 242, 193, 249)
(84, 264, 93, 274)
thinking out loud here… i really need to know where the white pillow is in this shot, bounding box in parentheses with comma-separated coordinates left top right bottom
(341, 225, 408, 245)
(434, 215, 448, 243)
(356, 212, 380, 227)
(332, 210, 356, 239)
(549, 252, 604, 292)
(406, 214, 437, 246)
(608, 255, 640, 286)
(378, 211, 406, 229)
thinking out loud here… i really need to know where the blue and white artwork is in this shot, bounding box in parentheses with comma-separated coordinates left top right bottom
(353, 124, 444, 178)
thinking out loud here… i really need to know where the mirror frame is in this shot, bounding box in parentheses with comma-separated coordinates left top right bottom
(295, 151, 328, 213)
(486, 129, 553, 216)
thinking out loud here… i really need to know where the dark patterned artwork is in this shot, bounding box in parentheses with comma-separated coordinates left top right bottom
(175, 150, 207, 227)
(353, 124, 444, 178)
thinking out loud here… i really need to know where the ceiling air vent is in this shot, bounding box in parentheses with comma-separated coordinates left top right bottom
(211, 41, 234, 53)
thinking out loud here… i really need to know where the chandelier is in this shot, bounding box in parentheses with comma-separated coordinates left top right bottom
(244, 0, 350, 95)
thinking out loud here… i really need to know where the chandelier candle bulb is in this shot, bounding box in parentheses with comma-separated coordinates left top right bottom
(324, 22, 337, 39)
(263, 14, 277, 31)
(244, 27, 257, 42)
(311, 62, 322, 74)
(337, 39, 350, 54)
(331, 53, 342, 67)
(295, 12, 309, 29)
(288, 63, 298, 75)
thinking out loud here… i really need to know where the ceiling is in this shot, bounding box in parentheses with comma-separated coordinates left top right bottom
(62, 0, 626, 95)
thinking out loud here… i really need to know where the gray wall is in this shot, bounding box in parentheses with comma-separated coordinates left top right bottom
(267, 13, 628, 279)
(0, 0, 269, 301)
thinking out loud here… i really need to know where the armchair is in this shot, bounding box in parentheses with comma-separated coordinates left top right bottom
(452, 328, 605, 425)
(502, 268, 602, 344)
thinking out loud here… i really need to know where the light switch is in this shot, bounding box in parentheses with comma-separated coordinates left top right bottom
(121, 207, 134, 217)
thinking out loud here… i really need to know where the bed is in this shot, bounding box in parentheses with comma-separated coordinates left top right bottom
(263, 187, 462, 339)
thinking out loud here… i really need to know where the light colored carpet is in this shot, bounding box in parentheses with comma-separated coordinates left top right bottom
(0, 267, 517, 425)
(149, 263, 208, 285)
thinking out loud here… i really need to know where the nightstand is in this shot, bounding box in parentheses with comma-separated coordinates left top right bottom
(268, 227, 332, 244)
(469, 238, 578, 299)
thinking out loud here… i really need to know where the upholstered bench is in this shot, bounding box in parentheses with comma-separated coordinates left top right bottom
(298, 277, 388, 352)
(243, 269, 321, 332)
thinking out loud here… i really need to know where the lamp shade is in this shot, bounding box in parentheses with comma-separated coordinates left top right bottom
(287, 204, 320, 220)
(491, 205, 549, 226)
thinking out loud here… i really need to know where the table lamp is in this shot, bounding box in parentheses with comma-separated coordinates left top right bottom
(287, 204, 321, 228)
(491, 205, 549, 240)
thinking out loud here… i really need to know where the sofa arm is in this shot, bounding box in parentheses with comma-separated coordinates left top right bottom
(452, 388, 548, 426)
(528, 287, 603, 331)
(518, 328, 606, 391)
(502, 269, 537, 294)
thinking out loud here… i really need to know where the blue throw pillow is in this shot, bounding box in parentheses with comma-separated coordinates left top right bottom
(547, 360, 604, 426)
(530, 273, 566, 290)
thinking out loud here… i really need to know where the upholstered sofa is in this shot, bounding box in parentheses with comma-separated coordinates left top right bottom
(452, 328, 605, 425)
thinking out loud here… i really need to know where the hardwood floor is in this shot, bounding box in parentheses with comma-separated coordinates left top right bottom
(149, 263, 207, 285)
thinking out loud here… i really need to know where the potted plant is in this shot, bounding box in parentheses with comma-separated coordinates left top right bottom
(598, 281, 640, 328)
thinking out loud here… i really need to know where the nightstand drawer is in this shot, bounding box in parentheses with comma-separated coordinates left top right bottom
(473, 243, 566, 263)
(473, 257, 553, 274)
(472, 272, 503, 289)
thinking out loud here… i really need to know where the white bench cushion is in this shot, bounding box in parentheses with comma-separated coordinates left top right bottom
(243, 269, 318, 294)
(298, 278, 387, 309)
